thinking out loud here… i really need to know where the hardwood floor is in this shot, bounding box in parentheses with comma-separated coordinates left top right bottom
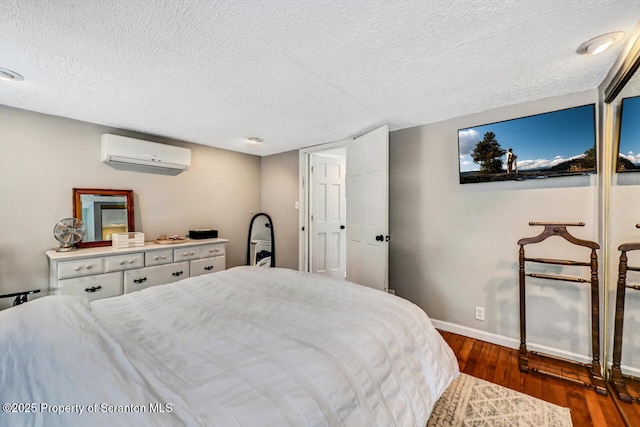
(439, 331, 629, 427)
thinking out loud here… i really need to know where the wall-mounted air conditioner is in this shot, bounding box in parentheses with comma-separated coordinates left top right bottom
(101, 134, 191, 175)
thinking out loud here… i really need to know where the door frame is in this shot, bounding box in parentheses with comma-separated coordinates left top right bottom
(299, 139, 350, 272)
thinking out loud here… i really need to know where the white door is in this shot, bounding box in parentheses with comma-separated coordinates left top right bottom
(346, 125, 389, 291)
(310, 153, 346, 279)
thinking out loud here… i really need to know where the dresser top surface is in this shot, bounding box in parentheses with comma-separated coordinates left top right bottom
(46, 238, 228, 261)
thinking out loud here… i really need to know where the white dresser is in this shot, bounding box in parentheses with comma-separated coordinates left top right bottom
(46, 238, 227, 301)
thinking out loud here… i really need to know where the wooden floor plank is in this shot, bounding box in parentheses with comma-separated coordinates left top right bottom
(584, 388, 609, 427)
(567, 389, 594, 426)
(466, 340, 491, 379)
(492, 346, 512, 387)
(438, 330, 627, 426)
(456, 335, 474, 372)
(610, 387, 640, 427)
(522, 368, 544, 400)
(484, 341, 500, 382)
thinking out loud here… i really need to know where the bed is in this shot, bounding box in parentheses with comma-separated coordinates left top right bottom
(0, 266, 459, 426)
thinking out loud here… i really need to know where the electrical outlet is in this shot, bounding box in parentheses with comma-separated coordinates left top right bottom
(475, 306, 485, 321)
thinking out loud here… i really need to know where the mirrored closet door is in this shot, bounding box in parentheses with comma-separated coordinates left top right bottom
(602, 29, 640, 424)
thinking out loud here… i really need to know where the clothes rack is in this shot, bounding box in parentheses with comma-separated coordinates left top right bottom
(517, 222, 606, 395)
(610, 227, 640, 403)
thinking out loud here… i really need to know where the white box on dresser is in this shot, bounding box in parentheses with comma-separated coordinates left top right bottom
(46, 238, 227, 301)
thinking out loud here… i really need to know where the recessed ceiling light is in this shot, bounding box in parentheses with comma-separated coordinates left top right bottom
(0, 67, 24, 81)
(577, 32, 625, 55)
(247, 137, 263, 143)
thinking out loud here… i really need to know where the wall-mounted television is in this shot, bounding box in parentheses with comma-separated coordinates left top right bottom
(458, 104, 597, 184)
(616, 95, 640, 172)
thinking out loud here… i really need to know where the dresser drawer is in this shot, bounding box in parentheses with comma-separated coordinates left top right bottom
(57, 272, 123, 301)
(145, 249, 173, 266)
(190, 256, 226, 277)
(47, 239, 228, 301)
(105, 253, 144, 272)
(173, 247, 201, 262)
(58, 258, 104, 279)
(124, 261, 189, 293)
(199, 243, 226, 258)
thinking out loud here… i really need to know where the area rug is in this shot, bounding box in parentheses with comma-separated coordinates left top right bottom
(427, 373, 572, 426)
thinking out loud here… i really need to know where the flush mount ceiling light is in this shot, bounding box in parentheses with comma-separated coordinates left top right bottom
(247, 137, 263, 144)
(0, 67, 24, 81)
(577, 32, 625, 55)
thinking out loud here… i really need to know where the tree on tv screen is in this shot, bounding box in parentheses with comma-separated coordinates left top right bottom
(471, 132, 506, 173)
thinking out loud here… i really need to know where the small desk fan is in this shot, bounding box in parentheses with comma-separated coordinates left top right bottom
(53, 218, 86, 251)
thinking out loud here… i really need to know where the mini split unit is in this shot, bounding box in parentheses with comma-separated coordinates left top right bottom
(101, 134, 191, 175)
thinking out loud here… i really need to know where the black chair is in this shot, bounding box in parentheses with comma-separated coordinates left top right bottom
(0, 289, 41, 306)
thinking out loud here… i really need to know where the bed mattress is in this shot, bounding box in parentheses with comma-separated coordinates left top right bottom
(0, 266, 459, 426)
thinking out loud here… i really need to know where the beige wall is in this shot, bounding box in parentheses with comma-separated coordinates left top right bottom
(261, 150, 300, 269)
(0, 105, 261, 308)
(389, 89, 600, 361)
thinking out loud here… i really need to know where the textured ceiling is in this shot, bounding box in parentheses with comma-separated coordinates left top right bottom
(0, 1, 639, 156)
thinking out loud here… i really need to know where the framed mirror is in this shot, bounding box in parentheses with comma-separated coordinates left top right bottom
(73, 188, 134, 248)
(246, 213, 275, 267)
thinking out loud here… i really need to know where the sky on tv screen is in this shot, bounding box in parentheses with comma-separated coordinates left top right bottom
(618, 96, 640, 166)
(458, 104, 595, 173)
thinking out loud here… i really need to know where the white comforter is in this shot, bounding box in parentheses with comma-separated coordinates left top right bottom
(1, 266, 459, 426)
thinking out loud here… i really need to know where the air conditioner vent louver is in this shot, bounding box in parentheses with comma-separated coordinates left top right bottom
(101, 134, 191, 175)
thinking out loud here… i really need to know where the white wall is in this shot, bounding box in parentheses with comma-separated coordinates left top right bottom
(389, 90, 601, 360)
(261, 150, 300, 269)
(0, 105, 261, 308)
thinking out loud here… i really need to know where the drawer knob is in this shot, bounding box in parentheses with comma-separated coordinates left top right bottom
(74, 266, 81, 271)
(86, 265, 92, 270)
(172, 271, 184, 277)
(85, 286, 102, 293)
(129, 260, 134, 264)
(133, 277, 147, 284)
(154, 256, 159, 261)
(204, 266, 214, 271)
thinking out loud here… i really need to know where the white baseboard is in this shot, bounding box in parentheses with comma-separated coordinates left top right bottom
(431, 319, 591, 365)
(623, 365, 640, 377)
(605, 360, 640, 377)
